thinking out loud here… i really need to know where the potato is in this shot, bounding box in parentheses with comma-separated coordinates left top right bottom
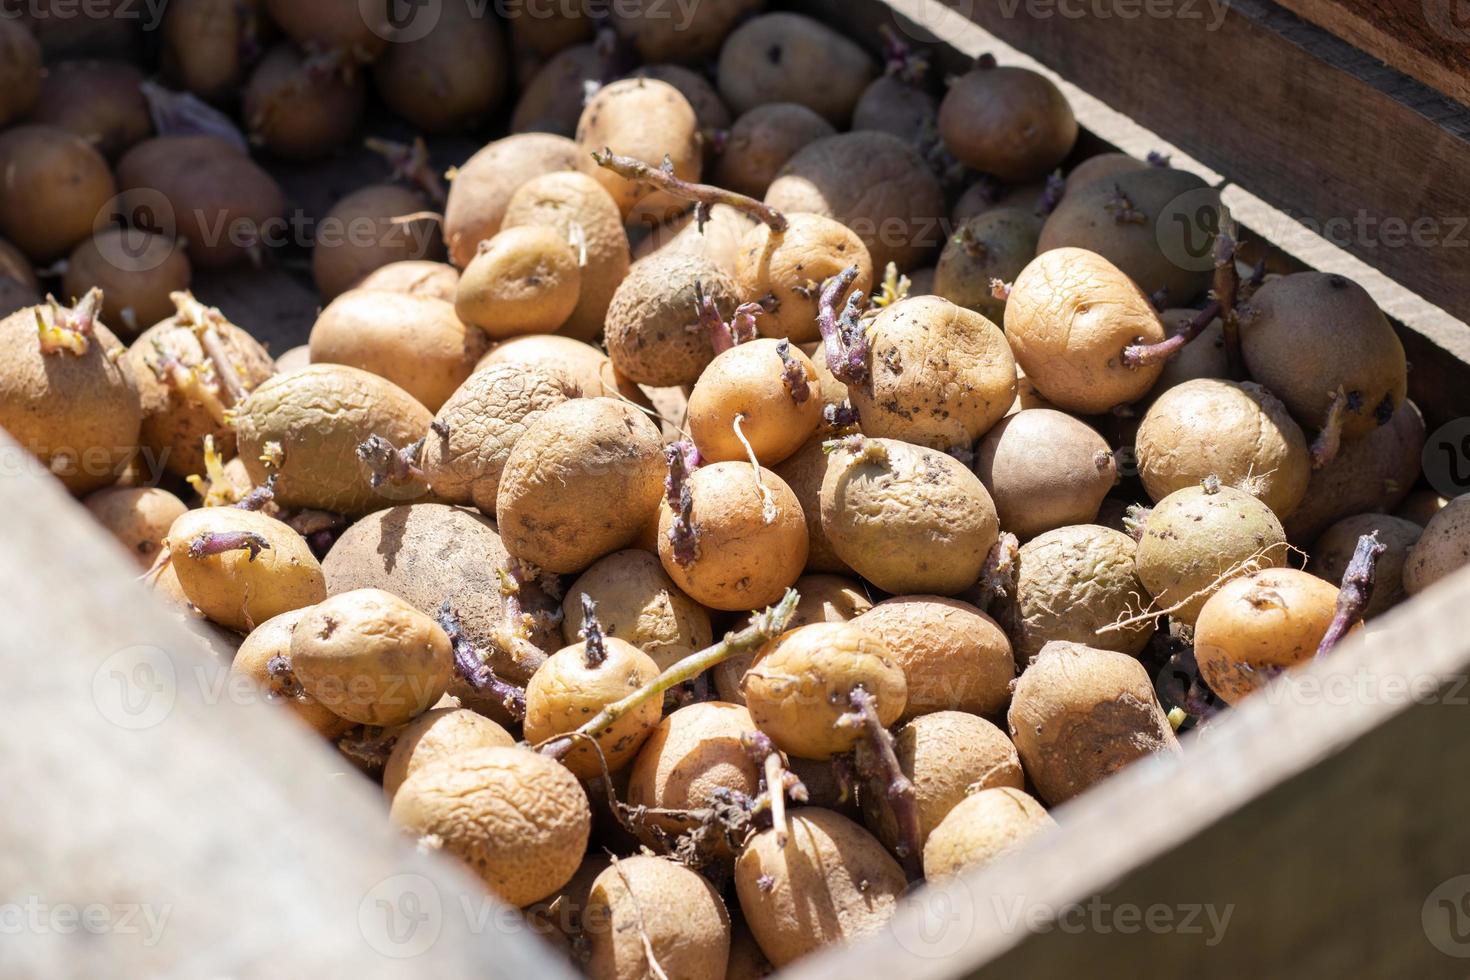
(628, 64, 733, 134)
(1008, 641, 1179, 804)
(356, 260, 460, 302)
(613, 0, 760, 63)
(1038, 168, 1221, 303)
(1003, 524, 1154, 664)
(976, 409, 1117, 540)
(231, 609, 352, 739)
(243, 43, 365, 160)
(735, 808, 905, 967)
(161, 0, 260, 101)
(863, 711, 1024, 852)
(1240, 272, 1407, 438)
(626, 701, 762, 813)
(939, 64, 1076, 182)
(715, 103, 836, 200)
(382, 706, 515, 800)
(63, 228, 191, 335)
(477, 333, 645, 403)
(718, 13, 874, 126)
(575, 78, 702, 224)
(725, 920, 773, 980)
(1148, 309, 1228, 398)
(510, 43, 602, 137)
(323, 504, 561, 685)
(503, 171, 631, 342)
(735, 213, 873, 343)
(850, 295, 1016, 450)
(1404, 495, 1470, 597)
(743, 621, 905, 760)
(923, 787, 1055, 880)
(586, 856, 731, 980)
(390, 747, 591, 907)
(821, 438, 999, 595)
(498, 398, 665, 573)
(605, 252, 740, 387)
(444, 133, 580, 268)
(124, 300, 275, 479)
(311, 185, 444, 300)
(1136, 379, 1311, 519)
(1065, 152, 1147, 193)
(508, 4, 593, 58)
(562, 550, 713, 672)
(1283, 399, 1424, 543)
(524, 635, 662, 778)
(116, 135, 286, 269)
(0, 299, 141, 494)
(1135, 482, 1290, 626)
(855, 596, 1014, 719)
(772, 437, 854, 575)
(953, 178, 1048, 226)
(656, 461, 808, 611)
(166, 507, 327, 632)
(1308, 514, 1420, 618)
(765, 132, 945, 272)
(234, 364, 434, 515)
(1005, 247, 1166, 413)
(632, 203, 756, 275)
(421, 362, 579, 515)
(0, 18, 42, 127)
(853, 75, 939, 149)
(934, 208, 1041, 322)
(455, 226, 582, 338)
(0, 126, 116, 263)
(1397, 490, 1448, 528)
(1194, 569, 1341, 703)
(83, 486, 188, 569)
(688, 338, 821, 465)
(372, 1, 509, 133)
(29, 59, 150, 160)
(263, 0, 388, 61)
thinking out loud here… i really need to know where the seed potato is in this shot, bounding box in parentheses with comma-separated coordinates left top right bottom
(633, 204, 757, 276)
(976, 409, 1117, 540)
(444, 133, 581, 268)
(923, 787, 1055, 880)
(243, 43, 365, 161)
(855, 596, 1015, 719)
(524, 636, 662, 778)
(939, 64, 1077, 182)
(63, 229, 191, 335)
(562, 550, 713, 672)
(627, 64, 733, 135)
(585, 856, 731, 980)
(30, 58, 150, 160)
(934, 208, 1041, 322)
(311, 185, 444, 301)
(613, 0, 761, 64)
(1194, 569, 1341, 703)
(1404, 495, 1470, 597)
(575, 78, 702, 224)
(371, 0, 509, 134)
(0, 19, 42, 127)
(356, 260, 460, 303)
(605, 252, 741, 387)
(382, 706, 516, 800)
(715, 103, 836, 200)
(626, 701, 762, 812)
(160, 0, 259, 101)
(717, 13, 875, 126)
(230, 608, 352, 739)
(1308, 514, 1420, 619)
(688, 338, 821, 465)
(0, 125, 117, 263)
(511, 44, 604, 138)
(772, 437, 855, 576)
(477, 333, 648, 404)
(83, 486, 188, 569)
(735, 213, 874, 343)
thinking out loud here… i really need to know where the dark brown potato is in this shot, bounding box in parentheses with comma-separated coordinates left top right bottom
(717, 12, 874, 126)
(63, 229, 192, 337)
(853, 75, 939, 149)
(1308, 513, 1421, 618)
(0, 126, 117, 263)
(613, 0, 763, 65)
(507, 4, 594, 58)
(243, 43, 366, 161)
(161, 0, 263, 102)
(0, 19, 42, 127)
(714, 103, 835, 199)
(263, 0, 388, 62)
(28, 59, 150, 160)
(372, 1, 510, 133)
(510, 44, 601, 137)
(939, 64, 1077, 182)
(311, 185, 444, 300)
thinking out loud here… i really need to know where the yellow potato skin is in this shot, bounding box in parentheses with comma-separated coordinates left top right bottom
(83, 486, 187, 569)
(575, 78, 702, 223)
(687, 339, 821, 466)
(382, 707, 515, 800)
(585, 856, 731, 980)
(1195, 568, 1342, 703)
(231, 609, 352, 739)
(455, 226, 582, 339)
(735, 214, 873, 344)
(523, 637, 662, 779)
(923, 787, 1055, 880)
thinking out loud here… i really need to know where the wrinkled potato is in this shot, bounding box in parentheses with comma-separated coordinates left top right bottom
(83, 486, 188, 569)
(1135, 482, 1290, 626)
(575, 78, 702, 223)
(627, 701, 762, 812)
(1404, 495, 1470, 597)
(372, 0, 509, 134)
(715, 103, 836, 199)
(773, 437, 854, 576)
(934, 208, 1041, 322)
(657, 461, 808, 611)
(562, 550, 713, 672)
(766, 131, 946, 272)
(422, 362, 580, 515)
(855, 596, 1015, 719)
(524, 635, 662, 778)
(309, 289, 487, 412)
(863, 711, 1023, 853)
(1005, 247, 1166, 413)
(717, 13, 874, 126)
(976, 409, 1117, 540)
(613, 0, 761, 64)
(231, 608, 352, 739)
(503, 170, 631, 342)
(1194, 569, 1341, 703)
(1003, 524, 1154, 664)
(923, 787, 1055, 880)
(382, 706, 515, 800)
(735, 213, 873, 343)
(605, 252, 740, 387)
(0, 125, 117, 263)
(688, 338, 821, 465)
(456, 226, 581, 339)
(939, 64, 1077, 182)
(356, 260, 460, 303)
(498, 398, 666, 573)
(735, 809, 906, 967)
(167, 507, 327, 632)
(851, 295, 1016, 450)
(632, 203, 756, 276)
(63, 228, 191, 335)
(0, 19, 42, 127)
(234, 364, 435, 516)
(1008, 641, 1179, 804)
(743, 621, 905, 760)
(243, 42, 365, 160)
(444, 133, 581, 268)
(389, 747, 591, 907)
(821, 438, 999, 595)
(478, 333, 646, 403)
(585, 856, 731, 980)
(1137, 379, 1311, 519)
(30, 58, 150, 160)
(311, 185, 444, 301)
(1309, 514, 1421, 618)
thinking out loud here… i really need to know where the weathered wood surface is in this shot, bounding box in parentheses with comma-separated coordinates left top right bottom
(0, 434, 575, 980)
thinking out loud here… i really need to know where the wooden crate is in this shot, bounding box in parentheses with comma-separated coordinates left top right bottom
(6, 1, 1470, 977)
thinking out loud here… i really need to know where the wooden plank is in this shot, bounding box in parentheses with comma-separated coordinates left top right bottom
(0, 434, 575, 980)
(1272, 0, 1470, 108)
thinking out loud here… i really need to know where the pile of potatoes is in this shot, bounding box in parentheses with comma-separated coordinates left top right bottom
(0, 2, 1456, 974)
